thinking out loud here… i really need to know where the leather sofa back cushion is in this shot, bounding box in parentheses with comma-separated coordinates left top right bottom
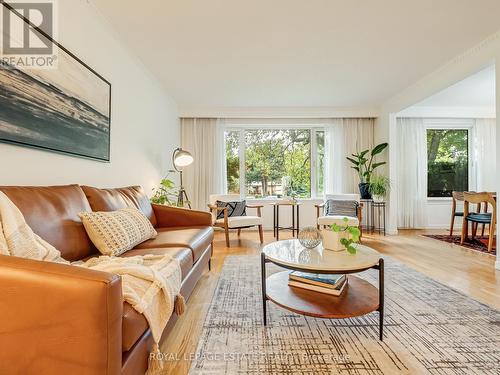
(0, 185, 96, 261)
(81, 186, 157, 227)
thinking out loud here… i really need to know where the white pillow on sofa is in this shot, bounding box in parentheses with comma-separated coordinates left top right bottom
(79, 208, 157, 256)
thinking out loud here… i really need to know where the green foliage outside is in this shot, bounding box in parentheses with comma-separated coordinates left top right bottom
(226, 131, 240, 193)
(226, 129, 323, 198)
(427, 129, 468, 197)
(245, 129, 311, 198)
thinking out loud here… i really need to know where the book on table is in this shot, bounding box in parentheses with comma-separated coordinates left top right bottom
(289, 271, 346, 289)
(288, 276, 348, 296)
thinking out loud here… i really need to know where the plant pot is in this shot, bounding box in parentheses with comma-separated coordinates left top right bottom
(321, 228, 348, 251)
(372, 194, 384, 202)
(358, 182, 372, 199)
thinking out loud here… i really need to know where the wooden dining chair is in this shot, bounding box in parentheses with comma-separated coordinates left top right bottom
(460, 192, 496, 252)
(449, 191, 464, 236)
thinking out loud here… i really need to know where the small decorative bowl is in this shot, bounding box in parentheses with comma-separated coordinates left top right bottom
(298, 226, 322, 249)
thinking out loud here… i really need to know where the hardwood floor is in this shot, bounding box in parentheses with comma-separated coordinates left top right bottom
(162, 229, 500, 375)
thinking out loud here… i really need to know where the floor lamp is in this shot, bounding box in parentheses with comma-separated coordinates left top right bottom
(172, 147, 193, 208)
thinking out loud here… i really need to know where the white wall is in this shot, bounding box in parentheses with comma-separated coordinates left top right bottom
(0, 0, 179, 193)
(375, 30, 500, 236)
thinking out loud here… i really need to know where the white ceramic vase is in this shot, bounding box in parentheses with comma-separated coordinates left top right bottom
(372, 195, 384, 202)
(321, 228, 349, 251)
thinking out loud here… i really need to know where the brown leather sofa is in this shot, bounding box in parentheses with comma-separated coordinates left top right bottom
(0, 184, 214, 375)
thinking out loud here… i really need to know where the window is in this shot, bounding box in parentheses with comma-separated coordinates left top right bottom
(427, 128, 469, 197)
(225, 127, 324, 198)
(226, 130, 240, 194)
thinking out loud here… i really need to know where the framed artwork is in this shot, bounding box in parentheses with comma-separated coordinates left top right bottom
(0, 2, 111, 161)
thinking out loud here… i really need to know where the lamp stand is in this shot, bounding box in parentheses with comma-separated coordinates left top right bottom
(176, 170, 191, 209)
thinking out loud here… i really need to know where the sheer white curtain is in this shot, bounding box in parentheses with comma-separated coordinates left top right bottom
(397, 118, 427, 228)
(473, 118, 496, 192)
(181, 118, 226, 210)
(324, 118, 374, 194)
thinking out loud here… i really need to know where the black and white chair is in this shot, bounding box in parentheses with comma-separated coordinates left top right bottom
(315, 194, 362, 235)
(208, 194, 263, 247)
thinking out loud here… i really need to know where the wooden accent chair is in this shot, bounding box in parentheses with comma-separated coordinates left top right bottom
(314, 194, 362, 236)
(449, 191, 464, 236)
(460, 192, 496, 252)
(208, 194, 264, 247)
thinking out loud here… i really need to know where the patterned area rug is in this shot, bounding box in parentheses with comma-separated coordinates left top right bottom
(423, 234, 496, 255)
(190, 255, 500, 375)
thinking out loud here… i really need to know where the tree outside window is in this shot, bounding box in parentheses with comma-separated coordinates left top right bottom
(427, 129, 469, 197)
(225, 128, 323, 198)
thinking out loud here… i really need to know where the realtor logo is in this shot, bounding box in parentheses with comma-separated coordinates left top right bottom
(1, 0, 58, 69)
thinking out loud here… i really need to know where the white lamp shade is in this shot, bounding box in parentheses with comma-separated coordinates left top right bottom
(173, 149, 193, 168)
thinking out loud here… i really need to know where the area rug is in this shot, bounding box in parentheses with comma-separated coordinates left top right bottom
(423, 234, 496, 255)
(189, 255, 500, 375)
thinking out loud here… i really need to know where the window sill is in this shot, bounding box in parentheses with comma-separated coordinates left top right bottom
(427, 197, 452, 205)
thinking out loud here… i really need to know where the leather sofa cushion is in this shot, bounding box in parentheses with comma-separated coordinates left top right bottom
(135, 226, 213, 262)
(0, 185, 96, 261)
(119, 247, 193, 352)
(81, 186, 157, 227)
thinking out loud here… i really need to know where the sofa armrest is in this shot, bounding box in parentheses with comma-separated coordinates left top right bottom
(0, 255, 123, 375)
(153, 204, 212, 227)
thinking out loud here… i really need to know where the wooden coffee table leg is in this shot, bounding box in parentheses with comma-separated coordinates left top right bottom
(261, 252, 267, 326)
(378, 258, 384, 341)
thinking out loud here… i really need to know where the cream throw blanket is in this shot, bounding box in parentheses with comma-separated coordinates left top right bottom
(0, 191, 183, 373)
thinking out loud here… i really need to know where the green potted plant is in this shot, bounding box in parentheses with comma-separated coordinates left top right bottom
(151, 178, 186, 206)
(321, 218, 361, 254)
(346, 143, 388, 199)
(369, 175, 391, 202)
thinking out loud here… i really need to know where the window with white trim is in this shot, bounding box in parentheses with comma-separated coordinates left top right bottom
(426, 127, 470, 198)
(225, 127, 325, 198)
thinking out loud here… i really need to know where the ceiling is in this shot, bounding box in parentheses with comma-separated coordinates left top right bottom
(415, 65, 496, 108)
(92, 0, 500, 109)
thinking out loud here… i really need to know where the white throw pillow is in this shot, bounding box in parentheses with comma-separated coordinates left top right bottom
(79, 208, 157, 256)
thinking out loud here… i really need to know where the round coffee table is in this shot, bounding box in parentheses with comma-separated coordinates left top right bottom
(261, 239, 384, 340)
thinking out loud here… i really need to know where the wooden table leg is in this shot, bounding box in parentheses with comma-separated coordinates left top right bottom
(378, 258, 384, 341)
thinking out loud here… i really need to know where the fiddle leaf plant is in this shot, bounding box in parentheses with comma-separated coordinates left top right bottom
(330, 217, 361, 254)
(346, 142, 388, 183)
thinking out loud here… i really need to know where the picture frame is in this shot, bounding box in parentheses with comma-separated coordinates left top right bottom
(0, 2, 112, 162)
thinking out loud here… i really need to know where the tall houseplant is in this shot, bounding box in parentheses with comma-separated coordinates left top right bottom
(346, 143, 388, 199)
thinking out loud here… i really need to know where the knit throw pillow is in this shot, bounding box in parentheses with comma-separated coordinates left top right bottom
(216, 200, 247, 220)
(79, 208, 157, 256)
(324, 199, 359, 217)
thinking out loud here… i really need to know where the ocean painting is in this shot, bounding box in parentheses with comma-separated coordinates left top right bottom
(0, 5, 111, 161)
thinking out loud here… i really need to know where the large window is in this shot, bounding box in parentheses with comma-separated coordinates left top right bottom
(226, 128, 324, 198)
(427, 128, 469, 197)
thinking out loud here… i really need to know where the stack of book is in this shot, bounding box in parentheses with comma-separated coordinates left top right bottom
(288, 271, 348, 296)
